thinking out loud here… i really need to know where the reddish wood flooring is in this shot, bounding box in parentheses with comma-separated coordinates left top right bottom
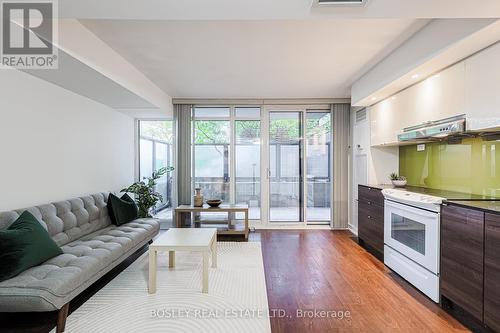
(1, 229, 468, 332)
(256, 230, 468, 333)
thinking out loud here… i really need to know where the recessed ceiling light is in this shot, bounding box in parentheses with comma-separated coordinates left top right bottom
(371, 97, 377, 101)
(411, 74, 420, 79)
(391, 96, 396, 100)
(433, 74, 441, 78)
(312, 0, 368, 6)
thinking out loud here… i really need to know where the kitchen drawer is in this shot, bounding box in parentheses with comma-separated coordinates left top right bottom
(485, 213, 500, 332)
(358, 185, 385, 207)
(440, 204, 484, 322)
(358, 201, 384, 254)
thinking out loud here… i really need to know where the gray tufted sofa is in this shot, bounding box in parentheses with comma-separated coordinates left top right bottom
(0, 192, 160, 332)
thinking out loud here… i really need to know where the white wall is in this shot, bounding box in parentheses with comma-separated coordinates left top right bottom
(0, 69, 135, 211)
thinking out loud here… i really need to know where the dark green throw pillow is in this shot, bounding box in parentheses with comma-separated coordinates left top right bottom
(107, 193, 138, 226)
(0, 211, 63, 282)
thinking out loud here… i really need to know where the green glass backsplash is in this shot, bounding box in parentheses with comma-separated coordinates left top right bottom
(399, 138, 500, 198)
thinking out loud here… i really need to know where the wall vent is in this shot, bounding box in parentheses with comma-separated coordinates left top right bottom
(312, 0, 368, 6)
(355, 109, 367, 123)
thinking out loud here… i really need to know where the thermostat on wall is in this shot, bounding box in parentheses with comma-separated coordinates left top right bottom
(417, 144, 426, 152)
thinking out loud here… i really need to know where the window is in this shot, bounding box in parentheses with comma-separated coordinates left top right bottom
(193, 119, 230, 202)
(235, 107, 261, 118)
(140, 140, 153, 180)
(192, 106, 261, 220)
(139, 121, 174, 214)
(194, 107, 230, 118)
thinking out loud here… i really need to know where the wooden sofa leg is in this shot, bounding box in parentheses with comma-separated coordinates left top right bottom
(56, 303, 69, 333)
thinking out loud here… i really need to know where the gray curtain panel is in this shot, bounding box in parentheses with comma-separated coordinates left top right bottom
(173, 104, 193, 227)
(332, 103, 351, 229)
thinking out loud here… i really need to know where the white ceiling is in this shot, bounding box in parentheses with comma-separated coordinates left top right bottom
(81, 19, 427, 99)
(62, 0, 500, 20)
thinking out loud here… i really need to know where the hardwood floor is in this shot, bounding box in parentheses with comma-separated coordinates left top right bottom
(0, 230, 468, 333)
(258, 230, 468, 333)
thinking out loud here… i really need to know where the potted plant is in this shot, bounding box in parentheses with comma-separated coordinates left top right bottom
(121, 166, 174, 218)
(389, 173, 407, 187)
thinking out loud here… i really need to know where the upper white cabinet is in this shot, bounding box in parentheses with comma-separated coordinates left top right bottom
(369, 41, 500, 146)
(465, 42, 500, 131)
(411, 62, 466, 123)
(369, 97, 402, 146)
(370, 62, 466, 146)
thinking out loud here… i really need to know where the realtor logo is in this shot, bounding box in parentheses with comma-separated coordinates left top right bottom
(1, 0, 58, 69)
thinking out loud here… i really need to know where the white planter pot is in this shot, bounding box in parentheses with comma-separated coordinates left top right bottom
(391, 180, 407, 187)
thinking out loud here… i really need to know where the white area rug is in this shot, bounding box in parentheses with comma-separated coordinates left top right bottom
(55, 242, 271, 333)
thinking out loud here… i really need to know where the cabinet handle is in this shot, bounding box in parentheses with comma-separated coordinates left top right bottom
(367, 215, 372, 219)
(367, 201, 372, 205)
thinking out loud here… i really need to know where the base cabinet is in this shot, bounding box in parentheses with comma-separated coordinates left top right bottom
(485, 213, 500, 332)
(440, 204, 484, 321)
(357, 185, 384, 256)
(441, 204, 500, 332)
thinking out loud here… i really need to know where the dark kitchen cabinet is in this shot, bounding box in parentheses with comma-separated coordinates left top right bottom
(440, 204, 484, 322)
(358, 185, 384, 256)
(358, 185, 385, 207)
(485, 213, 500, 332)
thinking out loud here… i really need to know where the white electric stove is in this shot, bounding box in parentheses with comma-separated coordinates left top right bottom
(381, 188, 445, 303)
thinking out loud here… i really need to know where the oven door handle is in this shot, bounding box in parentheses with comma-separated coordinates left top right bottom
(384, 199, 440, 218)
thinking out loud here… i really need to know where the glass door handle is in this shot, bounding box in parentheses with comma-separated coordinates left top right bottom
(266, 168, 271, 179)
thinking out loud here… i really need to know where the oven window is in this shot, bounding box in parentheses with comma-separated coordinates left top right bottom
(391, 213, 426, 255)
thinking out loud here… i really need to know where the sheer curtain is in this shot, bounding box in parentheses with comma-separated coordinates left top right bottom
(173, 104, 192, 227)
(332, 103, 350, 229)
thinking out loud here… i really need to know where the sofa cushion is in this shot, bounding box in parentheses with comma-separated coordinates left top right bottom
(107, 193, 138, 226)
(0, 218, 159, 312)
(0, 211, 63, 282)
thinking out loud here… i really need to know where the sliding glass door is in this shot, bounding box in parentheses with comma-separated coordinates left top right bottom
(265, 108, 332, 224)
(191, 105, 331, 225)
(268, 112, 303, 222)
(235, 109, 261, 220)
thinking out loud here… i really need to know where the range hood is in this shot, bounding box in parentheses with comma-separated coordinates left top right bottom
(398, 115, 466, 142)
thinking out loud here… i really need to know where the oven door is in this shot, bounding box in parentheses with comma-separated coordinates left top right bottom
(384, 200, 439, 274)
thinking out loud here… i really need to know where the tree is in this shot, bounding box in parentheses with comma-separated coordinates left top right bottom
(194, 121, 229, 145)
(140, 121, 174, 143)
(236, 121, 260, 143)
(306, 114, 331, 141)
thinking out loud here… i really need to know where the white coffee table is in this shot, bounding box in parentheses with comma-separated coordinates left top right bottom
(148, 228, 217, 294)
